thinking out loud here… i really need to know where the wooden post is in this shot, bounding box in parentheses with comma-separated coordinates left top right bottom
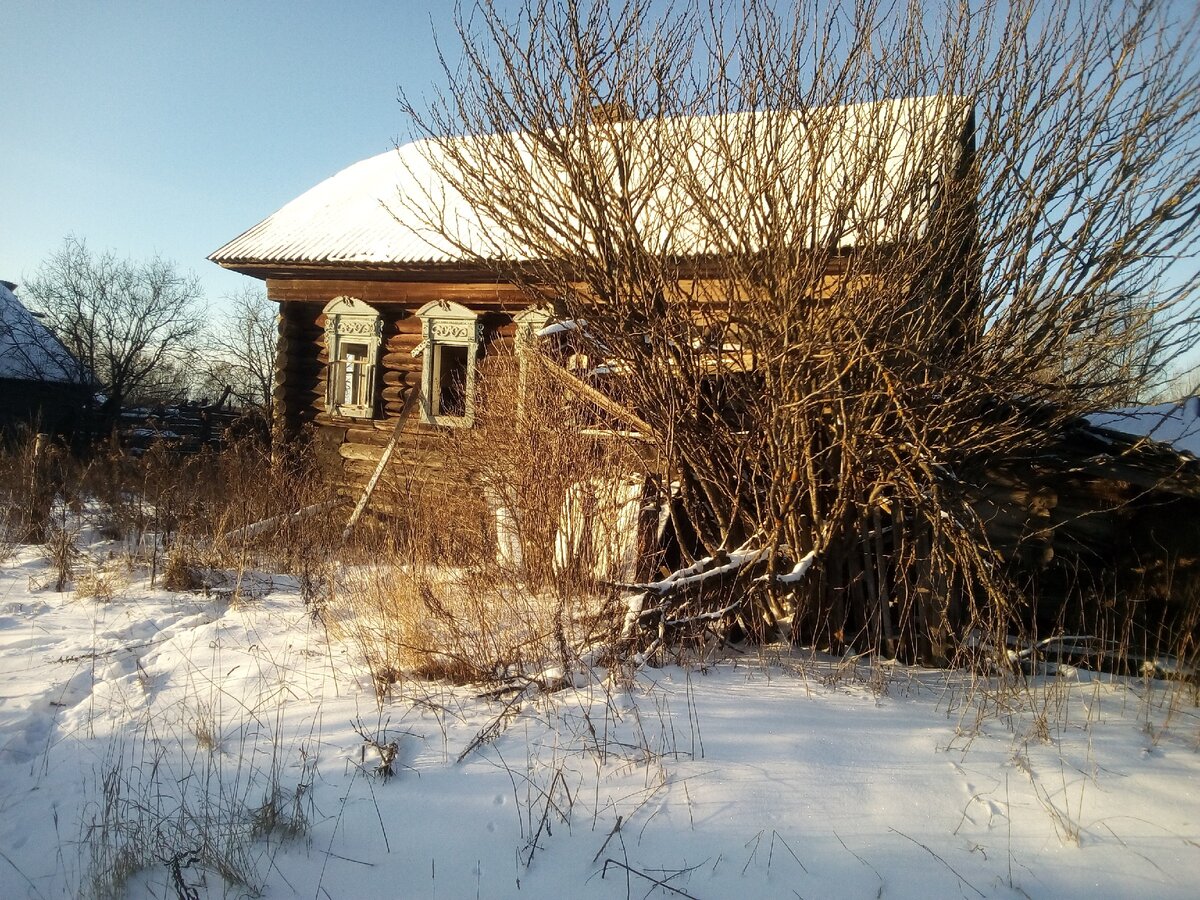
(342, 387, 421, 541)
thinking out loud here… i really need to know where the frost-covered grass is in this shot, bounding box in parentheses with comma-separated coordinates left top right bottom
(1, 534, 1199, 899)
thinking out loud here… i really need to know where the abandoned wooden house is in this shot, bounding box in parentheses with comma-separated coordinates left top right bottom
(0, 279, 90, 437)
(209, 96, 974, 488)
(211, 96, 1199, 663)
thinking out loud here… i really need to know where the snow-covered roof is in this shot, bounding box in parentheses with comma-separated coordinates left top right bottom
(0, 281, 84, 384)
(211, 95, 972, 270)
(1088, 400, 1200, 458)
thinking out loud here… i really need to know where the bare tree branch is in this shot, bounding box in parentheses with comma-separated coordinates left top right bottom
(394, 0, 1200, 660)
(25, 237, 207, 416)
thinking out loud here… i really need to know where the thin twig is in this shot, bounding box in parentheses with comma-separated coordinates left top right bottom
(601, 858, 702, 899)
(592, 815, 624, 864)
(887, 827, 984, 898)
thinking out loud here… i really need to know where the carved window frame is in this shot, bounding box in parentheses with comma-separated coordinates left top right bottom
(323, 296, 382, 419)
(414, 300, 483, 428)
(513, 305, 552, 420)
(513, 305, 552, 355)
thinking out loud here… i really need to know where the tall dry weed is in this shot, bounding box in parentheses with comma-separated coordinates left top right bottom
(328, 358, 650, 689)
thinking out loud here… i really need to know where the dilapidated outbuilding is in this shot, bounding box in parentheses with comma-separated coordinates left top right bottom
(0, 280, 89, 437)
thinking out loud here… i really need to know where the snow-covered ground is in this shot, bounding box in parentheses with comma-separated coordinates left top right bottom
(1, 538, 1198, 899)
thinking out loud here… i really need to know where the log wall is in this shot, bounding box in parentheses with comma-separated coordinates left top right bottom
(267, 277, 529, 495)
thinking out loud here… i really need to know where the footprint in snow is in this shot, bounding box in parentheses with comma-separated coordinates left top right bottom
(0, 706, 53, 764)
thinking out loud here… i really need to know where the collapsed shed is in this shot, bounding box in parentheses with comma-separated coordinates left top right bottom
(0, 280, 90, 437)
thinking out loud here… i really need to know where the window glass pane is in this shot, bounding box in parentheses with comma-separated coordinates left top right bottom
(340, 342, 369, 408)
(436, 344, 470, 417)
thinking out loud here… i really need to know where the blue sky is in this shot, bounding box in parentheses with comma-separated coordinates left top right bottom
(2, 1, 459, 309)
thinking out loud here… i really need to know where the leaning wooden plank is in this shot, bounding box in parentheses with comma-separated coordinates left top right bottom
(342, 387, 421, 541)
(534, 356, 654, 437)
(221, 500, 339, 544)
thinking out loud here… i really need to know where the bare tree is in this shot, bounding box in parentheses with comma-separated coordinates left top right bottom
(397, 0, 1200, 660)
(200, 286, 277, 415)
(26, 237, 207, 417)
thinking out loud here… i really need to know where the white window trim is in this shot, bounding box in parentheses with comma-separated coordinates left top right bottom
(323, 296, 382, 419)
(413, 299, 483, 428)
(513, 305, 552, 355)
(513, 305, 552, 420)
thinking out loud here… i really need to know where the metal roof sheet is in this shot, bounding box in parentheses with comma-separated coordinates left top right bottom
(211, 96, 972, 270)
(0, 282, 87, 383)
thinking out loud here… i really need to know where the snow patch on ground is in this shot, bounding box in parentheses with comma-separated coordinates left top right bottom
(1, 542, 1198, 898)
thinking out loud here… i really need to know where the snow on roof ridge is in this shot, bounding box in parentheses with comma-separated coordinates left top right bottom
(211, 94, 973, 270)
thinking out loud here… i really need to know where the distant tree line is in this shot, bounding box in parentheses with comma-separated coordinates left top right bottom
(18, 236, 276, 435)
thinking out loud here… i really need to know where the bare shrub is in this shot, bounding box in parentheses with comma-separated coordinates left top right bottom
(45, 519, 80, 592)
(74, 557, 130, 603)
(160, 547, 206, 592)
(329, 358, 645, 689)
(397, 0, 1200, 664)
(81, 433, 345, 600)
(78, 437, 149, 544)
(0, 428, 73, 546)
(202, 438, 345, 595)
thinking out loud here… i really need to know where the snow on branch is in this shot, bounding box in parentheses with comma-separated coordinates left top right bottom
(617, 548, 769, 597)
(757, 549, 818, 585)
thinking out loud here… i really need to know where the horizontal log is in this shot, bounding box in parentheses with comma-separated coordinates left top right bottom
(342, 418, 405, 438)
(342, 457, 449, 478)
(341, 430, 392, 448)
(386, 335, 423, 353)
(384, 350, 427, 367)
(338, 440, 454, 467)
(279, 305, 324, 327)
(268, 278, 534, 307)
(302, 395, 333, 413)
(385, 317, 424, 336)
(279, 319, 323, 337)
(280, 358, 325, 376)
(338, 442, 385, 462)
(279, 335, 326, 350)
(381, 370, 412, 387)
(345, 448, 451, 472)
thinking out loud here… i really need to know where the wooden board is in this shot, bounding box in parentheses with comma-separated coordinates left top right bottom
(267, 278, 533, 308)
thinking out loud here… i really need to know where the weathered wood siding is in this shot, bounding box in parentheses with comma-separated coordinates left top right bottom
(267, 277, 529, 494)
(0, 378, 89, 438)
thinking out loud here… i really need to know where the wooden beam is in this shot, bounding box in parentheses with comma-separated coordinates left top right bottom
(342, 387, 421, 541)
(267, 278, 532, 306)
(532, 356, 654, 437)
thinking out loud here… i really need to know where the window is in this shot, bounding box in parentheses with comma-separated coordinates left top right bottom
(433, 343, 470, 417)
(414, 300, 482, 427)
(323, 296, 381, 418)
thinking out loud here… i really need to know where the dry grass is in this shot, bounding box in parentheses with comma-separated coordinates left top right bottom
(326, 360, 647, 692)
